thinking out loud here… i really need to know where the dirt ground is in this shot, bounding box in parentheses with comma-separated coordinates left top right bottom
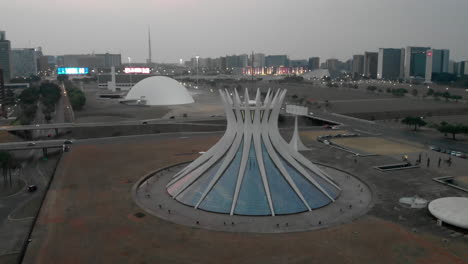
(21, 134, 467, 264)
(0, 131, 21, 143)
(331, 137, 425, 155)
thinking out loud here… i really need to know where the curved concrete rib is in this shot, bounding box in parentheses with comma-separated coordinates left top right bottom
(230, 88, 252, 215)
(168, 91, 238, 197)
(261, 129, 312, 212)
(167, 90, 234, 186)
(253, 89, 275, 216)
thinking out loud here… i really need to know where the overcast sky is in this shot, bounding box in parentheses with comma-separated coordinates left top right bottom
(2, 0, 467, 63)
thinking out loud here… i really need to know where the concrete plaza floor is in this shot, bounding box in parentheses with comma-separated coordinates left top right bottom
(22, 133, 468, 264)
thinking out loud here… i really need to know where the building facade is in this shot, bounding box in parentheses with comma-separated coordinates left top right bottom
(308, 57, 320, 71)
(404, 46, 431, 80)
(0, 31, 11, 82)
(11, 48, 38, 78)
(363, 52, 378, 79)
(265, 55, 289, 67)
(377, 48, 404, 80)
(352, 55, 364, 77)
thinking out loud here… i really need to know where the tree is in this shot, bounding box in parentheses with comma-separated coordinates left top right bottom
(450, 95, 462, 102)
(367, 86, 377, 92)
(437, 122, 465, 140)
(411, 89, 418, 96)
(401, 116, 427, 131)
(426, 88, 434, 96)
(57, 74, 69, 82)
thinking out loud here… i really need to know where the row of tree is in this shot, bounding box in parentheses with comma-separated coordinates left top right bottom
(0, 151, 19, 185)
(401, 116, 468, 140)
(63, 80, 86, 110)
(17, 82, 62, 124)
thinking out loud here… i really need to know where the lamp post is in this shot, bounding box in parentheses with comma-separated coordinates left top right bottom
(196, 55, 199, 89)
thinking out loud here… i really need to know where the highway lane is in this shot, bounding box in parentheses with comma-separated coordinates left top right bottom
(0, 117, 226, 131)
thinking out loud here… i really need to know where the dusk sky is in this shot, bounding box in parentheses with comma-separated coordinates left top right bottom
(2, 0, 467, 63)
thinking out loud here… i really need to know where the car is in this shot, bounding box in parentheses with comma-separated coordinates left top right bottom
(455, 152, 463, 157)
(27, 142, 36, 146)
(429, 146, 441, 152)
(169, 116, 175, 119)
(323, 140, 330, 145)
(141, 121, 148, 125)
(63, 139, 73, 145)
(27, 185, 37, 192)
(450, 151, 458, 156)
(331, 126, 341, 130)
(458, 153, 467, 159)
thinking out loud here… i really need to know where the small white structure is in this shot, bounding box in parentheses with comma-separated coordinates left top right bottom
(124, 76, 194, 106)
(399, 195, 428, 208)
(428, 197, 468, 229)
(286, 105, 310, 151)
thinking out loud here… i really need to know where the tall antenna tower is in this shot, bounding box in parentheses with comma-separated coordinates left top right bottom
(147, 25, 152, 65)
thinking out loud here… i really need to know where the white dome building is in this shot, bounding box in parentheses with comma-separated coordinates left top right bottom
(124, 76, 194, 106)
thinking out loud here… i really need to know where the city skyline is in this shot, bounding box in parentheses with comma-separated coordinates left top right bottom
(2, 0, 468, 63)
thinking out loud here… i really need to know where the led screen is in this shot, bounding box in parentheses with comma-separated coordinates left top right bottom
(124, 67, 151, 74)
(57, 67, 89, 75)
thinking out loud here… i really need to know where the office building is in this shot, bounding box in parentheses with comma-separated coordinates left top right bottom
(265, 55, 289, 67)
(308, 57, 320, 71)
(251, 53, 265, 68)
(58, 53, 121, 68)
(459, 61, 468, 76)
(0, 31, 11, 82)
(11, 48, 38, 78)
(430, 49, 449, 74)
(352, 55, 364, 77)
(325, 59, 340, 72)
(377, 48, 404, 80)
(290, 60, 308, 68)
(404, 46, 431, 80)
(226, 54, 249, 69)
(363, 52, 378, 79)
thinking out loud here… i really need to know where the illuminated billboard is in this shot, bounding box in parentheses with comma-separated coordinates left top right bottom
(57, 67, 89, 75)
(124, 67, 151, 74)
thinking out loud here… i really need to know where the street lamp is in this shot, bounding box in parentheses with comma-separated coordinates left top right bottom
(196, 55, 199, 89)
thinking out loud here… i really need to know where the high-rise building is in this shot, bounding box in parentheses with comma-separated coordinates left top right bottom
(352, 55, 364, 77)
(377, 48, 405, 80)
(226, 54, 249, 69)
(290, 60, 308, 67)
(58, 53, 121, 68)
(459, 61, 468, 76)
(252, 53, 265, 68)
(0, 31, 11, 82)
(325, 59, 340, 72)
(308, 57, 320, 70)
(11, 48, 38, 78)
(427, 49, 449, 74)
(265, 55, 289, 67)
(99, 53, 122, 68)
(404, 46, 431, 80)
(363, 52, 378, 79)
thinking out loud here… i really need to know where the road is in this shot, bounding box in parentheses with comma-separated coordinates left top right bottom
(0, 140, 66, 151)
(0, 117, 226, 131)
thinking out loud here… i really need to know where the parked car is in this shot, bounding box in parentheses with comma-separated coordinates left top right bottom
(429, 146, 441, 152)
(450, 151, 458, 156)
(63, 139, 73, 145)
(27, 142, 36, 146)
(27, 185, 37, 192)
